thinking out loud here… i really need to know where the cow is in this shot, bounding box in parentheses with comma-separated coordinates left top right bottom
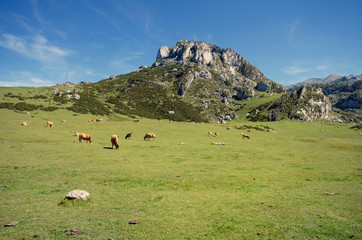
(241, 133, 251, 139)
(47, 121, 53, 127)
(214, 132, 219, 137)
(78, 133, 92, 143)
(144, 133, 156, 140)
(60, 120, 67, 123)
(21, 121, 29, 126)
(125, 132, 133, 139)
(134, 119, 139, 123)
(111, 135, 120, 149)
(208, 131, 213, 136)
(96, 119, 103, 122)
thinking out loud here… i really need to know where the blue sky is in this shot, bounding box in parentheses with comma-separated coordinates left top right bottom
(0, 0, 361, 87)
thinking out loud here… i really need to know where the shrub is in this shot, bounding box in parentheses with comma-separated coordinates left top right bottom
(0, 102, 15, 110)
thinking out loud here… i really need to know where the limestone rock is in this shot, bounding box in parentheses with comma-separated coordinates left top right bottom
(66, 190, 89, 200)
(156, 46, 170, 61)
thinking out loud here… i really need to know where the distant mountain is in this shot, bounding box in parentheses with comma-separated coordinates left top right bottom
(286, 74, 361, 122)
(287, 74, 362, 91)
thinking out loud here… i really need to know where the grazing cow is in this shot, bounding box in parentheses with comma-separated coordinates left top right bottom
(47, 121, 53, 127)
(134, 119, 139, 123)
(208, 131, 213, 136)
(125, 132, 133, 139)
(144, 133, 156, 140)
(111, 135, 120, 149)
(78, 133, 92, 143)
(241, 133, 251, 139)
(21, 121, 29, 126)
(96, 119, 103, 122)
(214, 132, 219, 137)
(60, 120, 67, 123)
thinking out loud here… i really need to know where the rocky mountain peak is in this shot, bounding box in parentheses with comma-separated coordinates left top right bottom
(325, 73, 343, 82)
(153, 40, 264, 80)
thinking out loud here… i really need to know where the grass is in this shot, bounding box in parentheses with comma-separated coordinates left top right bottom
(0, 108, 361, 239)
(236, 93, 282, 119)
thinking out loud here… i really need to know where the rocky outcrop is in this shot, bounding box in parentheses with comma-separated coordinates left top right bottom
(247, 85, 332, 122)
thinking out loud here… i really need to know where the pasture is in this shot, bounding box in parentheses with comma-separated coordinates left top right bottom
(0, 109, 361, 239)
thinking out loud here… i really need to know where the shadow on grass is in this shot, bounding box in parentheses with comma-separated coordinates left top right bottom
(103, 147, 114, 150)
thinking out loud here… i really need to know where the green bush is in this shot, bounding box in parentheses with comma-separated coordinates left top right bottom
(68, 92, 110, 116)
(0, 102, 15, 110)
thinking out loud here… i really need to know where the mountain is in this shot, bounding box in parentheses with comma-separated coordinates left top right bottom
(94, 40, 285, 123)
(286, 74, 361, 122)
(288, 74, 362, 90)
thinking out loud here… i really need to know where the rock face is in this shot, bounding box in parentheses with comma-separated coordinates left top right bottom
(66, 190, 89, 201)
(247, 85, 332, 122)
(292, 86, 332, 121)
(150, 40, 285, 122)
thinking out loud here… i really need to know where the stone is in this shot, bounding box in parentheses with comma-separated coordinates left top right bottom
(156, 46, 169, 61)
(66, 190, 89, 200)
(4, 222, 19, 227)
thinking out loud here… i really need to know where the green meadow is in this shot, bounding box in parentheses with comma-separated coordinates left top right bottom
(0, 108, 361, 239)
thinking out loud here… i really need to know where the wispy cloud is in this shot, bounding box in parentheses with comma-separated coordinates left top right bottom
(110, 53, 145, 73)
(83, 1, 121, 31)
(31, 0, 46, 27)
(0, 34, 70, 62)
(288, 19, 300, 42)
(0, 71, 53, 87)
(113, 1, 168, 43)
(282, 63, 310, 75)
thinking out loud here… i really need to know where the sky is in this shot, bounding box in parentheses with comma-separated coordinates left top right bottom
(0, 0, 361, 87)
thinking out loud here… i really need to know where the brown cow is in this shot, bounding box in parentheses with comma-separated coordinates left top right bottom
(144, 133, 156, 140)
(125, 132, 133, 139)
(21, 121, 29, 126)
(96, 119, 103, 122)
(134, 119, 139, 123)
(208, 131, 213, 136)
(111, 135, 120, 149)
(78, 133, 92, 143)
(47, 121, 53, 127)
(241, 133, 251, 139)
(214, 132, 219, 137)
(60, 120, 67, 123)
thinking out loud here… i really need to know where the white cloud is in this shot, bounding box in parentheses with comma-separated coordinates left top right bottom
(0, 34, 70, 62)
(316, 65, 330, 71)
(282, 64, 310, 75)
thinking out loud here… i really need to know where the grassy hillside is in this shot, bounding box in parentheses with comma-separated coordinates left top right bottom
(0, 108, 361, 239)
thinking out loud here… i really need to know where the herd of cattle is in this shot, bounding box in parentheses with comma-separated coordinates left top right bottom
(21, 118, 251, 149)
